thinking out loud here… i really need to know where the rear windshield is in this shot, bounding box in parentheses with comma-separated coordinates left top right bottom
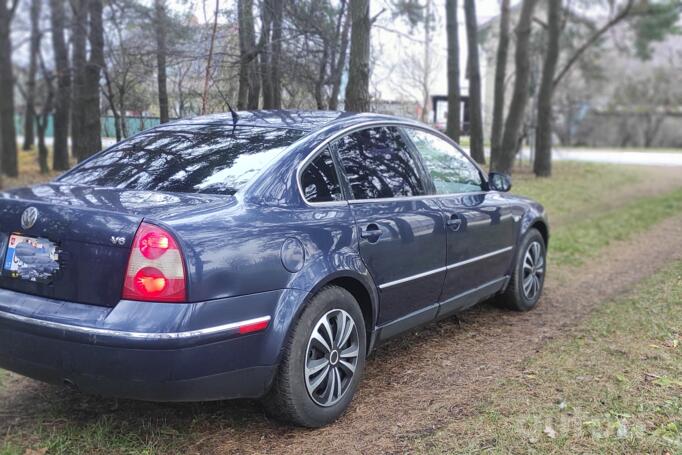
(58, 125, 305, 195)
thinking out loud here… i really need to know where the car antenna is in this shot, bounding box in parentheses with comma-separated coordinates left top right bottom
(227, 102, 238, 128)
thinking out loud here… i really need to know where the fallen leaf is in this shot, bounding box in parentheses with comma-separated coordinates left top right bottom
(544, 425, 557, 439)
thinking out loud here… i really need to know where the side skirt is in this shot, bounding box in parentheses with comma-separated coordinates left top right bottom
(370, 276, 510, 348)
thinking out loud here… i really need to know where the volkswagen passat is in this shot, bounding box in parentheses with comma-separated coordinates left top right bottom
(0, 111, 548, 427)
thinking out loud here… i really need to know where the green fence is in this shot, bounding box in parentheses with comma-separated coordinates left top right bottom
(14, 114, 165, 139)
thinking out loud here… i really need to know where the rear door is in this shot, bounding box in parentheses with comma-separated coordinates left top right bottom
(332, 126, 446, 326)
(403, 128, 516, 314)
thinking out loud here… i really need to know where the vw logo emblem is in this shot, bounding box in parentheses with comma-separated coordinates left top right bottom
(21, 207, 39, 230)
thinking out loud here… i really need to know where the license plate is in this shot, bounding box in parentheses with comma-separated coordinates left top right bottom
(3, 234, 59, 282)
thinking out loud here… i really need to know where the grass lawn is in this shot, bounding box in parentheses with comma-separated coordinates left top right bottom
(414, 259, 682, 454)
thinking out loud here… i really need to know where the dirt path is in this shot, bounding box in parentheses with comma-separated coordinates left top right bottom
(2, 213, 682, 454)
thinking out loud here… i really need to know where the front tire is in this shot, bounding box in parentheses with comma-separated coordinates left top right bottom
(264, 286, 367, 427)
(500, 228, 546, 311)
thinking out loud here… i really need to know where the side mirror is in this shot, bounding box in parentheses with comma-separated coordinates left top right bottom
(488, 172, 512, 192)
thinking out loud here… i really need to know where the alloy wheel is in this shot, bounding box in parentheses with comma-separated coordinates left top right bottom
(304, 309, 360, 407)
(522, 241, 545, 300)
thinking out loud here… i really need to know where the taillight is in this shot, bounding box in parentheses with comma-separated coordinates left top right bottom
(122, 222, 187, 302)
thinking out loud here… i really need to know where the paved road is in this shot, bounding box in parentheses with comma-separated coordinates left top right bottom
(517, 147, 682, 166)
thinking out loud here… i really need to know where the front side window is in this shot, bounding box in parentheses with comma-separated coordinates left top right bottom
(58, 125, 305, 195)
(334, 126, 426, 200)
(404, 128, 483, 194)
(300, 148, 343, 203)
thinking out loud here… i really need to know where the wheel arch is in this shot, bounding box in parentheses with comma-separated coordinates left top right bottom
(295, 271, 379, 355)
(530, 219, 549, 247)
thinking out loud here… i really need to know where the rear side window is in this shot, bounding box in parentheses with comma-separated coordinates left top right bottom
(300, 149, 343, 203)
(404, 128, 483, 194)
(58, 125, 305, 195)
(334, 126, 426, 200)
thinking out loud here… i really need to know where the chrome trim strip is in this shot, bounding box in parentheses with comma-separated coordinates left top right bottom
(348, 191, 489, 204)
(295, 120, 490, 207)
(379, 266, 447, 290)
(378, 246, 514, 290)
(446, 246, 514, 270)
(0, 311, 271, 340)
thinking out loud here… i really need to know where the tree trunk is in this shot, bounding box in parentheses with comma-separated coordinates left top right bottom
(533, 0, 561, 177)
(154, 0, 169, 123)
(464, 0, 484, 164)
(0, 0, 18, 178)
(314, 42, 329, 110)
(489, 0, 510, 169)
(344, 0, 371, 112)
(36, 63, 53, 174)
(329, 0, 350, 111)
(79, 0, 104, 161)
(49, 0, 70, 170)
(71, 0, 88, 161)
(494, 0, 537, 174)
(270, 0, 283, 108)
(445, 0, 460, 142)
(237, 0, 258, 109)
(23, 0, 41, 151)
(420, 0, 432, 123)
(260, 0, 273, 109)
(202, 0, 219, 115)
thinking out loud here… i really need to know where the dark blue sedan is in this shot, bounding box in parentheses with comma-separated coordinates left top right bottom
(0, 111, 548, 427)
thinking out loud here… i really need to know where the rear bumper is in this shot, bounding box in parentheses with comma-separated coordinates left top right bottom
(0, 287, 309, 401)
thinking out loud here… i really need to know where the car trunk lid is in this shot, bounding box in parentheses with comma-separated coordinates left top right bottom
(0, 183, 228, 306)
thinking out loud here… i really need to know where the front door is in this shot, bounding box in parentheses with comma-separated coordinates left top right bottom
(403, 128, 516, 313)
(332, 126, 446, 326)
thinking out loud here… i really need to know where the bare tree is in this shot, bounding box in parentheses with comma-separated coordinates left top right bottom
(533, 0, 640, 176)
(533, 0, 561, 177)
(445, 0, 460, 142)
(0, 0, 20, 179)
(270, 0, 283, 108)
(237, 0, 258, 109)
(489, 0, 510, 169)
(36, 53, 52, 174)
(71, 0, 88, 160)
(329, 1, 350, 110)
(202, 0, 219, 114)
(22, 0, 41, 151)
(419, 0, 433, 123)
(345, 0, 370, 112)
(49, 0, 70, 170)
(464, 0, 484, 164)
(154, 0, 169, 123)
(79, 0, 105, 160)
(494, 0, 537, 174)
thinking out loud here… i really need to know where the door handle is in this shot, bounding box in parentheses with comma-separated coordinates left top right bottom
(360, 223, 382, 242)
(446, 214, 463, 231)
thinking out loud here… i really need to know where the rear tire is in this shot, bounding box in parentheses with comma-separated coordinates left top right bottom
(500, 228, 546, 311)
(263, 286, 367, 427)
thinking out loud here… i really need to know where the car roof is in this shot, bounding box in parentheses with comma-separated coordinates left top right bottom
(158, 110, 423, 133)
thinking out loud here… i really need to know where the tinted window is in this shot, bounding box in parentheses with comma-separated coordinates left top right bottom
(335, 126, 426, 200)
(58, 125, 305, 195)
(405, 128, 483, 194)
(300, 149, 343, 203)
